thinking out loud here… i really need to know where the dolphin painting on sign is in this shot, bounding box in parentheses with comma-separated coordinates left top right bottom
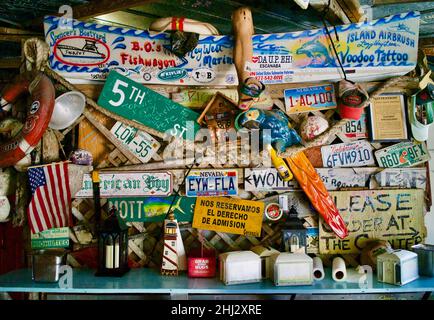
(295, 39, 336, 68)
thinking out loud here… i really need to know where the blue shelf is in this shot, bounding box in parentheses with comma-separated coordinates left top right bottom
(1, 268, 434, 295)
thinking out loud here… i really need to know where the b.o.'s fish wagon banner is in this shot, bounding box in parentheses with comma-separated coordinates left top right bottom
(108, 196, 195, 222)
(319, 189, 426, 254)
(44, 12, 419, 85)
(192, 197, 264, 237)
(43, 15, 237, 86)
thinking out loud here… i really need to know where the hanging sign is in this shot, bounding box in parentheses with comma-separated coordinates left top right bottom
(186, 169, 238, 197)
(321, 140, 375, 168)
(75, 172, 172, 198)
(316, 168, 373, 190)
(171, 89, 238, 109)
(108, 196, 195, 222)
(319, 189, 426, 254)
(98, 71, 201, 140)
(375, 141, 430, 168)
(284, 84, 336, 114)
(337, 111, 368, 141)
(43, 15, 237, 86)
(110, 121, 160, 163)
(192, 197, 264, 237)
(247, 12, 419, 84)
(374, 168, 427, 189)
(244, 168, 298, 191)
(31, 227, 69, 249)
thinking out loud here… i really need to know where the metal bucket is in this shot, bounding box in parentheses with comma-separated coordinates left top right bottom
(411, 244, 434, 277)
(31, 249, 66, 283)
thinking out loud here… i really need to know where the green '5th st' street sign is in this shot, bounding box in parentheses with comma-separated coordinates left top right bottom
(98, 70, 201, 140)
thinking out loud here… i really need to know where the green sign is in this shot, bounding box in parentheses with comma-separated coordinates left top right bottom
(31, 227, 69, 249)
(375, 141, 430, 168)
(108, 196, 195, 222)
(98, 70, 201, 140)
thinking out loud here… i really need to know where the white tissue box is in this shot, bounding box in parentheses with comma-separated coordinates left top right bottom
(250, 245, 280, 279)
(377, 249, 419, 286)
(219, 251, 261, 285)
(271, 253, 313, 286)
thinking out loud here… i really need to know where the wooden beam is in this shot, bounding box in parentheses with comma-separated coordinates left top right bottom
(372, 0, 434, 5)
(26, 0, 156, 29)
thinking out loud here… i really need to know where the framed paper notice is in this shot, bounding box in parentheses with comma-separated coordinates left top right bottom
(367, 94, 409, 142)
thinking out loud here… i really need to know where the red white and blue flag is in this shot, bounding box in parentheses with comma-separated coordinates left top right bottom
(27, 162, 72, 234)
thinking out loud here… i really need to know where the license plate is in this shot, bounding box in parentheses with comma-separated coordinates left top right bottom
(111, 121, 160, 163)
(186, 170, 238, 197)
(339, 112, 368, 140)
(375, 141, 430, 168)
(321, 140, 375, 167)
(284, 84, 337, 114)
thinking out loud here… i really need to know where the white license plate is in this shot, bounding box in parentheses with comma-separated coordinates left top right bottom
(321, 140, 375, 168)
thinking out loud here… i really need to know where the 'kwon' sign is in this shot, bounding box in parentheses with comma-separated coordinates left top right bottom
(319, 189, 425, 254)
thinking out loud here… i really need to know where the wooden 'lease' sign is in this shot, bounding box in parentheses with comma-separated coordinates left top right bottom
(319, 189, 425, 254)
(192, 197, 264, 237)
(98, 70, 201, 140)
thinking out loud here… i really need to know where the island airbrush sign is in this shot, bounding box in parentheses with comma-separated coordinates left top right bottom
(43, 15, 237, 85)
(186, 169, 238, 197)
(75, 172, 172, 198)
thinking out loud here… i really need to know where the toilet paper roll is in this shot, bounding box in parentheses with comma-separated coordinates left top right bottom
(332, 257, 347, 282)
(312, 257, 324, 281)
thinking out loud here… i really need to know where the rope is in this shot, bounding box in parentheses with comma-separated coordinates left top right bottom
(22, 38, 165, 139)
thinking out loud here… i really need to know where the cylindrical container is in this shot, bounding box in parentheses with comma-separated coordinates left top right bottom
(332, 257, 347, 282)
(312, 257, 324, 281)
(31, 249, 66, 283)
(412, 244, 434, 277)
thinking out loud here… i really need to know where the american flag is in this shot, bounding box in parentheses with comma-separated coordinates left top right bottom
(27, 162, 72, 234)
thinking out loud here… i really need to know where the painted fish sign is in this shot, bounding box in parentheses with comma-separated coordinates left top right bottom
(192, 197, 264, 237)
(110, 121, 160, 163)
(319, 189, 426, 254)
(321, 140, 375, 168)
(108, 196, 195, 222)
(43, 16, 237, 86)
(374, 168, 427, 189)
(244, 168, 298, 192)
(375, 141, 430, 168)
(186, 169, 238, 197)
(75, 172, 172, 198)
(98, 71, 201, 140)
(284, 84, 336, 114)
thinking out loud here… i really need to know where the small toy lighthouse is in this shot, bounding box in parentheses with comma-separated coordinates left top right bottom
(161, 212, 179, 276)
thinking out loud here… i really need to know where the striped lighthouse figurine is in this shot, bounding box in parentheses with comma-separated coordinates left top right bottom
(161, 211, 179, 276)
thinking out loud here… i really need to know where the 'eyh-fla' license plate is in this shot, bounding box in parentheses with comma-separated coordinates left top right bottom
(186, 169, 238, 197)
(375, 141, 430, 168)
(321, 140, 375, 168)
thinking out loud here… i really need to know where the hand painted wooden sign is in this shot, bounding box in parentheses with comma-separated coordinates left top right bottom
(321, 140, 375, 168)
(110, 121, 160, 163)
(244, 168, 298, 191)
(375, 141, 430, 168)
(108, 196, 195, 222)
(31, 227, 69, 249)
(171, 89, 238, 109)
(186, 169, 238, 197)
(192, 197, 263, 237)
(284, 84, 336, 114)
(316, 168, 372, 190)
(98, 71, 201, 140)
(75, 172, 172, 198)
(319, 189, 426, 254)
(43, 16, 237, 86)
(374, 168, 427, 189)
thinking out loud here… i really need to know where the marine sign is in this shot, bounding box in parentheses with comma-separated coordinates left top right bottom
(319, 189, 425, 254)
(284, 84, 336, 114)
(186, 169, 238, 197)
(75, 171, 172, 198)
(192, 197, 264, 237)
(108, 196, 195, 222)
(244, 168, 298, 191)
(375, 141, 430, 168)
(321, 140, 375, 168)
